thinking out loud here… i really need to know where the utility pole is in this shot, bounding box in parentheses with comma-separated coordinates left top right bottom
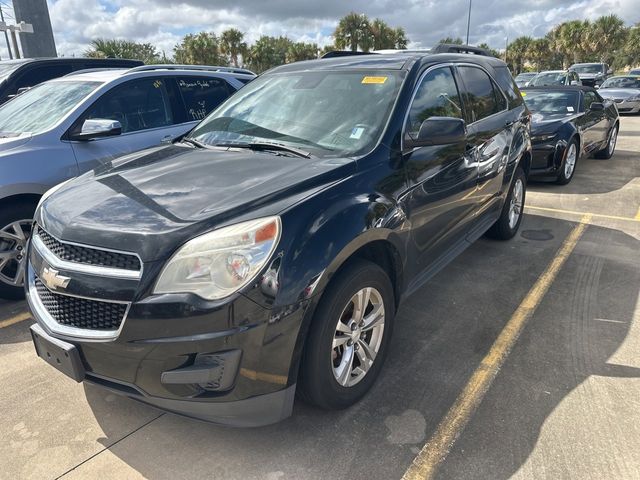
(0, 4, 11, 59)
(465, 0, 472, 45)
(10, 27, 19, 58)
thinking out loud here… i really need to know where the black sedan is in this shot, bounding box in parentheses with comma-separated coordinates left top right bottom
(521, 86, 619, 184)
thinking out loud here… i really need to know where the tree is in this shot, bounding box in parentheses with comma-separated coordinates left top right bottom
(478, 42, 500, 58)
(370, 18, 397, 50)
(527, 38, 552, 71)
(333, 12, 372, 52)
(220, 28, 248, 67)
(614, 25, 640, 69)
(247, 36, 292, 73)
(286, 42, 319, 63)
(438, 37, 464, 45)
(85, 39, 159, 64)
(587, 15, 627, 64)
(174, 32, 227, 65)
(394, 28, 408, 49)
(506, 36, 533, 73)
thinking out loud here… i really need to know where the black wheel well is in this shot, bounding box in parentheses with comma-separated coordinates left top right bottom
(334, 240, 403, 311)
(0, 193, 40, 210)
(519, 150, 531, 177)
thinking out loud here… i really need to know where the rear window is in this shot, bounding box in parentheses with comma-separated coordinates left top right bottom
(176, 77, 235, 121)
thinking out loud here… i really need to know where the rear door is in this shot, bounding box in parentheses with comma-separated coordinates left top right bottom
(456, 64, 512, 211)
(402, 65, 478, 273)
(69, 77, 187, 173)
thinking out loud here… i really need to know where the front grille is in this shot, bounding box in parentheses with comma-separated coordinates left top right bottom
(36, 227, 141, 271)
(35, 278, 127, 331)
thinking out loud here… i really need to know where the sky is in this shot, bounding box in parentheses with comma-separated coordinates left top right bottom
(0, 0, 638, 59)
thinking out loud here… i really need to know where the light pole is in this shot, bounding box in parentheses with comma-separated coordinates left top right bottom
(465, 0, 472, 45)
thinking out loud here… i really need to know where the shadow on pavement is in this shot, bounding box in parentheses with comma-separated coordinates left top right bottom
(76, 215, 638, 479)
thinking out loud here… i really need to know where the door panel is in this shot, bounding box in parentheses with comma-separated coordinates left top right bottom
(402, 66, 478, 272)
(581, 91, 607, 152)
(69, 77, 189, 173)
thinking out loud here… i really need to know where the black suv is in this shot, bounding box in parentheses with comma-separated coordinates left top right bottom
(0, 57, 143, 104)
(27, 51, 531, 426)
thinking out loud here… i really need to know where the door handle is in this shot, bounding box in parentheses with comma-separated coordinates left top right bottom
(160, 135, 173, 144)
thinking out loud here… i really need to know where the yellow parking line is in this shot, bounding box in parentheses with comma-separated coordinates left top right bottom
(0, 311, 32, 329)
(402, 214, 591, 480)
(526, 205, 639, 223)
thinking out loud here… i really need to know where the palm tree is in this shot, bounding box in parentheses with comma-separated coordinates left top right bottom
(527, 38, 552, 71)
(439, 37, 464, 45)
(286, 42, 319, 63)
(588, 15, 627, 64)
(559, 20, 591, 64)
(394, 28, 408, 49)
(85, 39, 159, 63)
(334, 12, 371, 52)
(174, 32, 227, 65)
(370, 18, 395, 50)
(506, 36, 532, 73)
(220, 28, 247, 67)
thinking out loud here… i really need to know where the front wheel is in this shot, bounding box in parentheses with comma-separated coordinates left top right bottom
(486, 167, 526, 240)
(298, 259, 395, 410)
(595, 124, 618, 159)
(0, 201, 37, 299)
(556, 139, 579, 185)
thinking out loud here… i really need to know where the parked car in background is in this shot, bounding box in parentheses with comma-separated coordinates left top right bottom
(0, 57, 144, 104)
(0, 64, 255, 298)
(27, 51, 531, 426)
(528, 70, 581, 87)
(514, 72, 538, 88)
(597, 75, 640, 113)
(521, 86, 619, 185)
(629, 68, 640, 75)
(569, 62, 612, 87)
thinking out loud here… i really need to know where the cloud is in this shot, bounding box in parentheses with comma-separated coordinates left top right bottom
(0, 0, 634, 59)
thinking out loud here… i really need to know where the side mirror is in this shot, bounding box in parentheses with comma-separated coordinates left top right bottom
(70, 119, 122, 141)
(594, 84, 600, 89)
(405, 117, 466, 149)
(590, 102, 605, 111)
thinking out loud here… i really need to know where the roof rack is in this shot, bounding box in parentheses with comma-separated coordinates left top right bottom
(126, 64, 256, 76)
(64, 67, 128, 77)
(321, 51, 378, 59)
(431, 43, 490, 56)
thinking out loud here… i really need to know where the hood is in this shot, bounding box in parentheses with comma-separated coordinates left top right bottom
(530, 112, 578, 134)
(0, 133, 32, 153)
(38, 144, 357, 261)
(598, 88, 640, 99)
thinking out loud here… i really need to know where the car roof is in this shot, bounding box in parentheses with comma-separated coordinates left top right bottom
(50, 67, 254, 84)
(269, 52, 507, 74)
(0, 57, 141, 65)
(571, 62, 604, 66)
(537, 70, 566, 74)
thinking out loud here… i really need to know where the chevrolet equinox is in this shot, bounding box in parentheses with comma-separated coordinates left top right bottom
(27, 51, 531, 426)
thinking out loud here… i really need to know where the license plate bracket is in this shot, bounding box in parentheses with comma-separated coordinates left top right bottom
(31, 323, 85, 382)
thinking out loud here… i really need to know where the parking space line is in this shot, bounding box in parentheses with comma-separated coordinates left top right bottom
(402, 214, 592, 480)
(0, 312, 31, 329)
(525, 205, 639, 223)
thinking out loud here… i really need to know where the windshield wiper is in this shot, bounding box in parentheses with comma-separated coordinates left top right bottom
(181, 137, 209, 149)
(213, 141, 312, 158)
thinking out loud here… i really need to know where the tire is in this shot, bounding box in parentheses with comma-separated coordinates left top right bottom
(595, 123, 618, 159)
(0, 200, 37, 300)
(298, 259, 395, 410)
(556, 139, 579, 185)
(486, 167, 526, 240)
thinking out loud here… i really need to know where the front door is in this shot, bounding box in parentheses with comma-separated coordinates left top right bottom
(69, 77, 188, 174)
(402, 65, 479, 274)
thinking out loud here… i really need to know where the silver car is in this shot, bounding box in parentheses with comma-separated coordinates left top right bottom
(528, 70, 582, 87)
(597, 75, 640, 114)
(0, 65, 254, 298)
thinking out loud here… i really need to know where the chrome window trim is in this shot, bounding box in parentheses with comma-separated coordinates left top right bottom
(27, 266, 130, 341)
(401, 61, 512, 151)
(32, 232, 142, 280)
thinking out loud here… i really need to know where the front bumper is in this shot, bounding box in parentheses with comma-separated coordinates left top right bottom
(528, 141, 565, 178)
(26, 248, 309, 426)
(612, 99, 640, 113)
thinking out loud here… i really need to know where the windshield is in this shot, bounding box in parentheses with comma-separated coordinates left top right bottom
(516, 73, 536, 80)
(571, 64, 603, 74)
(189, 70, 405, 157)
(601, 77, 640, 89)
(521, 90, 580, 114)
(0, 80, 100, 136)
(529, 73, 567, 86)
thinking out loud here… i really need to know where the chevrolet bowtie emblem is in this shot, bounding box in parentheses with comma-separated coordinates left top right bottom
(41, 267, 70, 291)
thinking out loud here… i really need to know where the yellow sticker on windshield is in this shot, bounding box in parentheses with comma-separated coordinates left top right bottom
(362, 76, 388, 84)
(521, 91, 527, 96)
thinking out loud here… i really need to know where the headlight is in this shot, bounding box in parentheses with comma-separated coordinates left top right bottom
(154, 216, 281, 300)
(532, 133, 556, 143)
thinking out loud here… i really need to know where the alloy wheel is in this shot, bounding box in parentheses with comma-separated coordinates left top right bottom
(508, 179, 524, 230)
(0, 219, 32, 287)
(564, 143, 577, 179)
(608, 126, 618, 156)
(331, 287, 385, 387)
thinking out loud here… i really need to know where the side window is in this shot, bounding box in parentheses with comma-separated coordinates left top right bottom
(494, 66, 523, 106)
(82, 78, 173, 134)
(406, 67, 463, 139)
(176, 77, 234, 121)
(583, 91, 598, 111)
(15, 64, 74, 90)
(458, 66, 503, 122)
